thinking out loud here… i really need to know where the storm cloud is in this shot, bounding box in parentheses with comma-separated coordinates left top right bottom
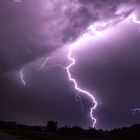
(0, 0, 138, 75)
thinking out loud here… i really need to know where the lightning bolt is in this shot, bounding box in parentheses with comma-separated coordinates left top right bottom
(13, 0, 23, 3)
(39, 55, 65, 71)
(66, 35, 98, 128)
(130, 108, 140, 115)
(39, 56, 55, 70)
(20, 69, 26, 86)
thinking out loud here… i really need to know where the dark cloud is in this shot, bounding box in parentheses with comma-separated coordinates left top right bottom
(62, 6, 94, 42)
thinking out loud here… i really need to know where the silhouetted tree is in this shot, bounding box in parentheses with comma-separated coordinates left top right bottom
(46, 121, 58, 132)
(58, 125, 71, 135)
(71, 126, 84, 136)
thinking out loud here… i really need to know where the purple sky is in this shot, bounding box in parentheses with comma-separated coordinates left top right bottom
(0, 0, 140, 129)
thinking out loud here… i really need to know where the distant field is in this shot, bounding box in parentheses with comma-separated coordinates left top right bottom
(1, 131, 124, 140)
(21, 136, 123, 140)
(16, 132, 124, 140)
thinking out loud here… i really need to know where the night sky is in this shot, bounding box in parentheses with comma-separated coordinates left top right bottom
(0, 0, 140, 130)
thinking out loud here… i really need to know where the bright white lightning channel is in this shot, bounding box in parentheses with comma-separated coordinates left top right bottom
(66, 40, 97, 128)
(65, 26, 102, 128)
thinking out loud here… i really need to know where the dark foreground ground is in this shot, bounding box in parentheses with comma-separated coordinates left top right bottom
(0, 131, 21, 140)
(0, 121, 140, 140)
(0, 131, 125, 140)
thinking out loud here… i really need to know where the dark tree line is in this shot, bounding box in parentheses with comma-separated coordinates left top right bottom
(0, 120, 140, 139)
